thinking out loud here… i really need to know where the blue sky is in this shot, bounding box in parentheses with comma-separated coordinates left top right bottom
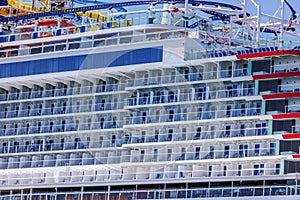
(116, 0, 300, 19)
(110, 0, 300, 28)
(113, 0, 300, 40)
(206, 0, 299, 26)
(223, 0, 300, 17)
(209, 0, 299, 18)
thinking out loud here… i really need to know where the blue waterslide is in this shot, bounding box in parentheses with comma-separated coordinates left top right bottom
(0, 0, 296, 29)
(1, 0, 240, 22)
(0, 0, 7, 6)
(73, 0, 127, 14)
(284, 0, 297, 20)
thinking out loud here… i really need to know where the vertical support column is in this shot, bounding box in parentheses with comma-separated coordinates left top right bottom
(135, 184, 138, 199)
(208, 182, 211, 197)
(136, 92, 140, 105)
(270, 58, 273, 73)
(80, 186, 84, 200)
(191, 87, 195, 100)
(247, 60, 252, 76)
(256, 5, 261, 43)
(229, 16, 233, 47)
(268, 120, 273, 135)
(244, 0, 248, 23)
(254, 80, 259, 96)
(216, 62, 220, 79)
(279, 0, 285, 49)
(276, 140, 280, 155)
(0, 23, 3, 43)
(55, 187, 57, 200)
(21, 189, 23, 199)
(29, 188, 33, 200)
(107, 185, 111, 200)
(296, 176, 298, 195)
(185, 0, 188, 17)
(261, 100, 266, 115)
(184, 0, 189, 28)
(279, 158, 285, 175)
(150, 91, 153, 104)
(231, 60, 235, 78)
(231, 181, 234, 197)
(186, 182, 188, 198)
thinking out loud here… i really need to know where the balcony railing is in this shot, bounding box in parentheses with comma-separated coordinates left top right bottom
(273, 63, 300, 74)
(0, 119, 128, 137)
(0, 83, 129, 103)
(278, 83, 300, 93)
(129, 127, 268, 144)
(0, 165, 282, 186)
(128, 107, 261, 125)
(0, 184, 294, 200)
(0, 146, 277, 170)
(128, 71, 250, 88)
(0, 28, 184, 59)
(127, 89, 255, 107)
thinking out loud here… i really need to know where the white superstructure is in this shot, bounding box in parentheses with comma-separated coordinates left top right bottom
(0, 0, 300, 199)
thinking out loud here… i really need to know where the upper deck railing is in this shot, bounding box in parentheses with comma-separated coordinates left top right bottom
(0, 18, 299, 61)
(0, 0, 300, 62)
(0, 25, 184, 59)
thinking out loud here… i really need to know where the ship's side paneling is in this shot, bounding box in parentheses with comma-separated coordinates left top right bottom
(0, 46, 163, 78)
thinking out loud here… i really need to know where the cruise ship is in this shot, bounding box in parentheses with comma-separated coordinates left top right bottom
(0, 0, 300, 199)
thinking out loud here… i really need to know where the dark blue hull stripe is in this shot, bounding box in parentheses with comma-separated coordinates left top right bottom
(0, 46, 163, 78)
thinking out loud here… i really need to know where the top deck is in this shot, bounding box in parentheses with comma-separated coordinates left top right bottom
(0, 0, 299, 60)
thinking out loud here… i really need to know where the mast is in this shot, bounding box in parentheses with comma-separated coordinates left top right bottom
(185, 0, 188, 27)
(280, 0, 285, 48)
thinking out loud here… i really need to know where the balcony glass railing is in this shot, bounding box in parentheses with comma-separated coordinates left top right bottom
(0, 12, 167, 44)
(272, 63, 300, 74)
(0, 146, 277, 170)
(0, 120, 128, 137)
(278, 83, 300, 93)
(0, 105, 262, 136)
(0, 125, 269, 155)
(185, 43, 279, 61)
(0, 74, 253, 105)
(129, 128, 268, 145)
(0, 184, 294, 200)
(0, 166, 282, 187)
(0, 183, 294, 199)
(289, 125, 300, 134)
(128, 107, 261, 125)
(129, 71, 251, 88)
(0, 28, 184, 59)
(0, 101, 127, 119)
(127, 88, 255, 107)
(285, 105, 300, 114)
(0, 139, 127, 154)
(0, 83, 254, 105)
(0, 83, 129, 102)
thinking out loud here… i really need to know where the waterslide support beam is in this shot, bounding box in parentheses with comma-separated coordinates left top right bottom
(280, 0, 285, 48)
